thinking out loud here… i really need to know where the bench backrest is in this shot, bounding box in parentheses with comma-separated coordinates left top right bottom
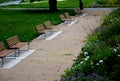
(6, 35, 20, 48)
(44, 21, 52, 29)
(74, 8, 82, 14)
(60, 14, 66, 20)
(64, 12, 71, 19)
(36, 24, 45, 34)
(74, 8, 78, 13)
(0, 42, 6, 52)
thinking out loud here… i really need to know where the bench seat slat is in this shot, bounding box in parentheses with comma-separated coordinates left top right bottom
(12, 42, 27, 48)
(0, 49, 15, 57)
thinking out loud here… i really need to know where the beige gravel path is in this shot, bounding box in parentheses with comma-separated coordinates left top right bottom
(0, 11, 109, 81)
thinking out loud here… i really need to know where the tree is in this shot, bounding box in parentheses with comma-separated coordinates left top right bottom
(79, 0, 83, 10)
(49, 0, 58, 11)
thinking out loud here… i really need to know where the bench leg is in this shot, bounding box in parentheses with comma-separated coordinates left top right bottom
(1, 57, 4, 67)
(15, 50, 17, 58)
(28, 42, 29, 51)
(45, 33, 47, 39)
(2, 58, 4, 67)
(17, 49, 20, 57)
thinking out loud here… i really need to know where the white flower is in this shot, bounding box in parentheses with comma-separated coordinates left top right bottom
(96, 63, 100, 65)
(80, 61, 83, 64)
(84, 56, 90, 61)
(85, 58, 88, 61)
(113, 48, 117, 52)
(99, 60, 103, 63)
(84, 52, 88, 56)
(110, 20, 112, 22)
(118, 54, 120, 57)
(86, 56, 90, 59)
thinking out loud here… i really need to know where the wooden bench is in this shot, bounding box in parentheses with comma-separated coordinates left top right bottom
(59, 14, 73, 22)
(6, 35, 29, 56)
(44, 20, 58, 31)
(36, 24, 51, 38)
(74, 8, 82, 15)
(64, 12, 73, 19)
(0, 42, 16, 67)
(59, 14, 74, 25)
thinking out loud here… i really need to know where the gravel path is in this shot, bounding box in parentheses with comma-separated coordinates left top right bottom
(0, 12, 109, 81)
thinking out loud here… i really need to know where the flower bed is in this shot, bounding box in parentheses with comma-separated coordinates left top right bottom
(61, 7, 120, 81)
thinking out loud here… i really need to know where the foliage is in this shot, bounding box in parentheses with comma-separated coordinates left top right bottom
(61, 7, 120, 81)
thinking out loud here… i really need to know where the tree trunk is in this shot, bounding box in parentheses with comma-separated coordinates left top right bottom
(49, 0, 58, 11)
(79, 0, 83, 10)
(30, 0, 34, 3)
(20, 0, 24, 3)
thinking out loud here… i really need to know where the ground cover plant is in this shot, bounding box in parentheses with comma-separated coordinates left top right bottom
(0, 9, 74, 47)
(1, 0, 96, 8)
(61, 7, 120, 81)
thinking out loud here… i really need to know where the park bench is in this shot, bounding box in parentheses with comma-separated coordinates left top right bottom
(36, 24, 51, 38)
(59, 14, 73, 22)
(6, 35, 29, 56)
(44, 20, 58, 31)
(74, 8, 82, 15)
(64, 12, 73, 19)
(0, 42, 16, 67)
(59, 14, 75, 25)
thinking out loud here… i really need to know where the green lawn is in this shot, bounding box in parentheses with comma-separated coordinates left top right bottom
(0, 0, 95, 47)
(0, 0, 14, 3)
(96, 0, 120, 7)
(0, 9, 74, 47)
(1, 0, 96, 8)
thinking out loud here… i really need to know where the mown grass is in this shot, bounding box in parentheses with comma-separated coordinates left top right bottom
(1, 0, 96, 8)
(0, 0, 14, 3)
(96, 0, 120, 7)
(0, 9, 74, 47)
(0, 0, 95, 47)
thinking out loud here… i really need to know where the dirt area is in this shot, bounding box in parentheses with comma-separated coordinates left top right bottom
(0, 10, 111, 81)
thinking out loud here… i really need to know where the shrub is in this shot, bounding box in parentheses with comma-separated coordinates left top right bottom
(61, 7, 120, 81)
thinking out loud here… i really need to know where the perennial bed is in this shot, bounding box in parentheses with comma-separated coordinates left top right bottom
(61, 8, 120, 81)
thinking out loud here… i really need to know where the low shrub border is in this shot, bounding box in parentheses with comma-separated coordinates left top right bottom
(61, 7, 120, 81)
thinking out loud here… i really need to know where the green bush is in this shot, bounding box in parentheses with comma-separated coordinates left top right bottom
(61, 7, 120, 81)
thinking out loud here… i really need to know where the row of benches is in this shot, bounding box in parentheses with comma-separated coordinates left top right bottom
(35, 12, 75, 37)
(36, 20, 58, 38)
(0, 35, 29, 67)
(36, 8, 83, 36)
(0, 10, 82, 67)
